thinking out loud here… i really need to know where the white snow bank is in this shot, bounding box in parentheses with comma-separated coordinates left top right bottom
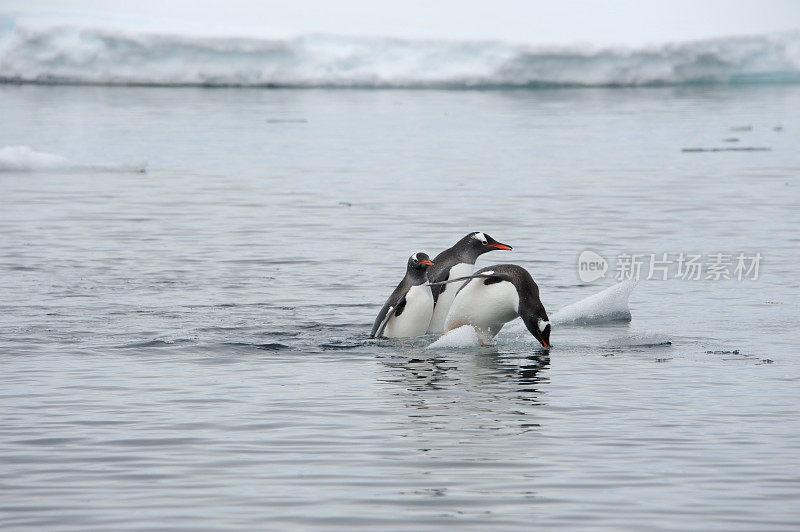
(2, 22, 799, 87)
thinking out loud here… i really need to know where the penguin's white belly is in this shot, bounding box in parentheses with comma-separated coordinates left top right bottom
(444, 279, 520, 339)
(383, 284, 434, 338)
(427, 262, 474, 334)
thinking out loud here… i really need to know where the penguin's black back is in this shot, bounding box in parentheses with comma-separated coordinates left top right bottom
(470, 264, 548, 321)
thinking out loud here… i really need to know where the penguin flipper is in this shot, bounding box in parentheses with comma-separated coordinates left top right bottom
(371, 296, 407, 338)
(371, 307, 394, 338)
(427, 268, 450, 303)
(427, 273, 499, 287)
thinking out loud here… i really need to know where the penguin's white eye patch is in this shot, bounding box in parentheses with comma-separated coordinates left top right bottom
(538, 319, 550, 332)
(473, 232, 486, 243)
(412, 253, 418, 261)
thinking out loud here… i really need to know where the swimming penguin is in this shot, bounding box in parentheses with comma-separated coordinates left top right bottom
(370, 253, 435, 338)
(438, 264, 551, 348)
(426, 232, 512, 334)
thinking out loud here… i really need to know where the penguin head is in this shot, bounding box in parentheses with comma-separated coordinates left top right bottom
(522, 309, 551, 349)
(514, 267, 550, 348)
(464, 232, 512, 259)
(407, 252, 434, 279)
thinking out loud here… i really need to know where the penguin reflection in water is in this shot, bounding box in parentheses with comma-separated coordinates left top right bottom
(370, 253, 435, 339)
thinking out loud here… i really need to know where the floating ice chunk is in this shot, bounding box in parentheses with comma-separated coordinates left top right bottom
(551, 281, 636, 326)
(427, 282, 637, 348)
(0, 146, 146, 173)
(0, 145, 71, 170)
(426, 325, 481, 349)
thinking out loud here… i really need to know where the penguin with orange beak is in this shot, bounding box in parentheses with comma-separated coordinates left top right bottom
(426, 232, 513, 334)
(371, 253, 435, 338)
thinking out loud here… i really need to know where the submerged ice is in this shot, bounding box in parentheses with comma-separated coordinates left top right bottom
(604, 332, 672, 348)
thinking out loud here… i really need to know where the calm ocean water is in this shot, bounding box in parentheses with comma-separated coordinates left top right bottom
(1, 83, 799, 530)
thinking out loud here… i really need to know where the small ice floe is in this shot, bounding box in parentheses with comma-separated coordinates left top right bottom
(603, 332, 672, 348)
(0, 145, 146, 173)
(426, 325, 482, 349)
(426, 281, 638, 349)
(551, 280, 636, 326)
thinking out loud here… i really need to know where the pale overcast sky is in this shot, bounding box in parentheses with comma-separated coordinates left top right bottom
(3, 0, 800, 46)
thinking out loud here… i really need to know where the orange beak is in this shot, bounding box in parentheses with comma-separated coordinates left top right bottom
(489, 244, 512, 250)
(420, 260, 433, 266)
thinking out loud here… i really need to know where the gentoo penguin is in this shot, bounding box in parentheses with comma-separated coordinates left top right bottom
(370, 253, 435, 338)
(426, 232, 512, 334)
(439, 264, 551, 348)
